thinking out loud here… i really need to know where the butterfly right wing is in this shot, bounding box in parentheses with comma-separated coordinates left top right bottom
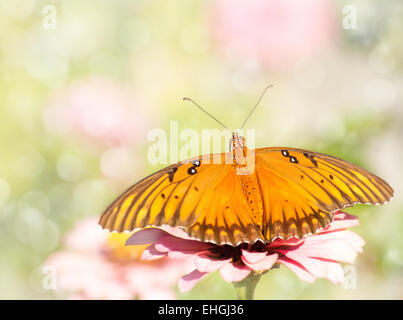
(254, 147, 394, 241)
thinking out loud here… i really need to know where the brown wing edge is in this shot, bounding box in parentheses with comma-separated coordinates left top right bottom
(98, 163, 179, 231)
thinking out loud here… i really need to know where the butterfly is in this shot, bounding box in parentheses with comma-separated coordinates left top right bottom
(99, 87, 394, 246)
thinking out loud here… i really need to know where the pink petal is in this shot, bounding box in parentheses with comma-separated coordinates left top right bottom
(269, 237, 304, 248)
(126, 228, 168, 245)
(328, 230, 365, 252)
(333, 211, 355, 220)
(178, 270, 207, 292)
(141, 244, 167, 261)
(158, 225, 194, 239)
(341, 231, 365, 252)
(241, 250, 268, 264)
(324, 214, 360, 231)
(128, 226, 216, 260)
(306, 230, 365, 255)
(282, 251, 328, 278)
(322, 260, 344, 284)
(127, 227, 214, 260)
(280, 256, 344, 284)
(194, 254, 231, 273)
(154, 236, 214, 254)
(167, 250, 203, 259)
(277, 257, 315, 283)
(241, 250, 278, 271)
(289, 238, 359, 264)
(219, 263, 251, 282)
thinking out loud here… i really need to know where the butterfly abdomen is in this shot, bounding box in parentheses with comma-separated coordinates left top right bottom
(240, 174, 264, 227)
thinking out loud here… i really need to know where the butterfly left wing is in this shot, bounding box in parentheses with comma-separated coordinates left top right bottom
(99, 153, 264, 245)
(255, 147, 394, 241)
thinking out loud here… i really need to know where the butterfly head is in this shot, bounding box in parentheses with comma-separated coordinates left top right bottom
(231, 131, 248, 162)
(232, 131, 245, 148)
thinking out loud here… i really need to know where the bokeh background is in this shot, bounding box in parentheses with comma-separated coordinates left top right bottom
(0, 0, 402, 299)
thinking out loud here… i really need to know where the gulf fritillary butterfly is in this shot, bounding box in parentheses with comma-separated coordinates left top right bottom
(99, 88, 394, 246)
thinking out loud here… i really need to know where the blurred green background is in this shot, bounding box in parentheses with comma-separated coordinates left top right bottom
(0, 0, 402, 299)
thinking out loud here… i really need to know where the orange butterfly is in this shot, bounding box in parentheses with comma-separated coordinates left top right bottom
(99, 87, 394, 246)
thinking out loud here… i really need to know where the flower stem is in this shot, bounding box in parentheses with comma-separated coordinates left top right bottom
(233, 273, 262, 300)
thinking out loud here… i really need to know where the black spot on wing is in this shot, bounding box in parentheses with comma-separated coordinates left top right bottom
(192, 160, 201, 167)
(303, 152, 318, 167)
(281, 150, 289, 157)
(289, 156, 299, 164)
(168, 167, 178, 182)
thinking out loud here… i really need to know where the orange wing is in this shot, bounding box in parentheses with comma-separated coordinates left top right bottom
(99, 153, 264, 245)
(100, 147, 394, 245)
(255, 147, 394, 241)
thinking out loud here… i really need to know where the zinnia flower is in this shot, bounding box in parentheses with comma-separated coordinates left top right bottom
(45, 217, 192, 300)
(126, 211, 364, 293)
(209, 0, 337, 69)
(43, 77, 151, 148)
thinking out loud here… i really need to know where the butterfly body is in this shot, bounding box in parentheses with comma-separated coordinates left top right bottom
(100, 133, 394, 246)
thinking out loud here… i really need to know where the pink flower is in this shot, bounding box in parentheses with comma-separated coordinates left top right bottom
(209, 0, 337, 69)
(127, 211, 365, 292)
(43, 78, 152, 148)
(45, 217, 193, 300)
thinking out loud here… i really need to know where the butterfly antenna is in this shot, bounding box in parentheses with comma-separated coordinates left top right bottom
(240, 84, 273, 129)
(183, 97, 232, 133)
